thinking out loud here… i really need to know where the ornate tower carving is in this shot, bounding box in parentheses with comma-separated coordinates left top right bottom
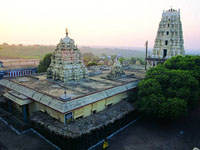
(47, 29, 88, 82)
(153, 8, 184, 58)
(107, 57, 125, 79)
(148, 8, 185, 66)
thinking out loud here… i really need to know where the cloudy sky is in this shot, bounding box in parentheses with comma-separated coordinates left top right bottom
(0, 0, 199, 50)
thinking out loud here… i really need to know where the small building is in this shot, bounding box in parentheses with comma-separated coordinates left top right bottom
(3, 67, 37, 77)
(0, 61, 3, 68)
(0, 71, 4, 80)
(0, 67, 37, 80)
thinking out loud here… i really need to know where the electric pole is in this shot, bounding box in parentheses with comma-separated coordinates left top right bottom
(145, 40, 148, 70)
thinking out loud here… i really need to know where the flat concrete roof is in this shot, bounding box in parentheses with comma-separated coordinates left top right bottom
(0, 69, 145, 113)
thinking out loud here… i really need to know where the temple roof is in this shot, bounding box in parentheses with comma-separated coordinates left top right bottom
(62, 36, 72, 44)
(0, 69, 145, 113)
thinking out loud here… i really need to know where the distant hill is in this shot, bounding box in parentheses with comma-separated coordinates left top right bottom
(185, 49, 200, 55)
(0, 44, 55, 59)
(0, 44, 146, 59)
(1, 43, 197, 60)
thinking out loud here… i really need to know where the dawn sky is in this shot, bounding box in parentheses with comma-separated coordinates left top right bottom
(0, 0, 200, 50)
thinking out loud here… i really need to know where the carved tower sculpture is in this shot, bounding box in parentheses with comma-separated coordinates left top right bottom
(107, 57, 125, 79)
(149, 8, 185, 66)
(47, 28, 88, 82)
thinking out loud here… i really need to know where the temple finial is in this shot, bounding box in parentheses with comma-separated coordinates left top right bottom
(65, 28, 68, 36)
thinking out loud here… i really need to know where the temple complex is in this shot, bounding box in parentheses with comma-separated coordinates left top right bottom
(0, 28, 145, 124)
(147, 8, 185, 66)
(47, 28, 88, 82)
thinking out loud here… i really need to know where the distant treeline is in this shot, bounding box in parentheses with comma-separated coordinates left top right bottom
(0, 43, 145, 59)
(80, 46, 145, 58)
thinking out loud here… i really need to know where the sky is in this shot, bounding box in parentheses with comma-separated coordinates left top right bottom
(0, 0, 200, 50)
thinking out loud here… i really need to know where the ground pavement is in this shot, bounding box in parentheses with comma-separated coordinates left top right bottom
(95, 102, 200, 150)
(0, 109, 56, 150)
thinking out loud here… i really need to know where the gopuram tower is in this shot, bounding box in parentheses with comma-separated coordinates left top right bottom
(148, 8, 185, 66)
(47, 28, 88, 82)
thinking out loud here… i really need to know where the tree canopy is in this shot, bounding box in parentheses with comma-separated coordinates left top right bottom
(136, 55, 200, 119)
(87, 61, 98, 67)
(129, 57, 145, 65)
(82, 52, 100, 66)
(37, 53, 52, 73)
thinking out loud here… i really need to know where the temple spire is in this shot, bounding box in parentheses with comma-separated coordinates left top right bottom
(47, 28, 88, 82)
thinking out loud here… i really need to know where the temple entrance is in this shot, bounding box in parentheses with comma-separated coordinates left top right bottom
(64, 112, 73, 124)
(22, 104, 29, 123)
(163, 49, 167, 58)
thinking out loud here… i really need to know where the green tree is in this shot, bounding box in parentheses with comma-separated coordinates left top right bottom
(137, 79, 164, 115)
(111, 55, 117, 61)
(87, 61, 98, 67)
(164, 55, 200, 82)
(82, 52, 99, 65)
(136, 55, 200, 119)
(138, 58, 145, 65)
(159, 98, 187, 119)
(130, 57, 137, 64)
(37, 53, 52, 73)
(101, 53, 108, 59)
(118, 57, 125, 64)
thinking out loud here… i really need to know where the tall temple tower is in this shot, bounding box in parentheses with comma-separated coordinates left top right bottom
(148, 8, 185, 66)
(47, 28, 88, 82)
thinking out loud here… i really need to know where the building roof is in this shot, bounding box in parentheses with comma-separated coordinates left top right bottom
(0, 70, 145, 113)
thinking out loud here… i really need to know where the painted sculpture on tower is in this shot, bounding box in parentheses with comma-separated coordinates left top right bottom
(47, 28, 88, 82)
(107, 56, 125, 79)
